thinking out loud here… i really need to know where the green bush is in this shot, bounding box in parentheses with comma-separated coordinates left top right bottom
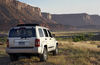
(0, 37, 7, 43)
(56, 37, 72, 41)
(73, 33, 94, 42)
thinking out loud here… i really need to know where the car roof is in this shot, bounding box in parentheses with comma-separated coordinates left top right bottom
(17, 24, 39, 27)
(10, 24, 49, 30)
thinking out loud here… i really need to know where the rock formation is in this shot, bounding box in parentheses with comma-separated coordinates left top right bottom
(0, 0, 45, 31)
(42, 13, 52, 20)
(0, 0, 68, 31)
(52, 13, 94, 26)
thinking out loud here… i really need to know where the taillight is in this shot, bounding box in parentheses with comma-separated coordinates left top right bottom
(6, 39, 9, 48)
(35, 39, 40, 47)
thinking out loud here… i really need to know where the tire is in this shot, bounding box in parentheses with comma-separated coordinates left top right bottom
(27, 56, 31, 59)
(53, 45, 58, 56)
(9, 54, 18, 61)
(40, 47, 48, 62)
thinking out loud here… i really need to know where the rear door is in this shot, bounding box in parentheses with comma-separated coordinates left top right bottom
(38, 28, 45, 47)
(47, 30, 55, 50)
(43, 29, 50, 51)
(43, 29, 53, 51)
(9, 27, 36, 48)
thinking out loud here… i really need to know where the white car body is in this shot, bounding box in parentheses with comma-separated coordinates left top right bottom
(6, 24, 58, 59)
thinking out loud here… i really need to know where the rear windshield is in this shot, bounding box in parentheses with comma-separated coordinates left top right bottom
(9, 28, 36, 37)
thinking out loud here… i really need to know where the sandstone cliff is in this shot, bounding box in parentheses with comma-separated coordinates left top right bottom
(52, 13, 95, 26)
(42, 13, 52, 20)
(0, 0, 68, 31)
(90, 15, 100, 25)
(2, 0, 99, 31)
(0, 0, 46, 31)
(52, 13, 100, 30)
(0, 0, 41, 16)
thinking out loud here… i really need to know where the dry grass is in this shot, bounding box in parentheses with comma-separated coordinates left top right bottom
(47, 41, 100, 65)
(0, 41, 100, 65)
(48, 55, 67, 65)
(52, 30, 100, 36)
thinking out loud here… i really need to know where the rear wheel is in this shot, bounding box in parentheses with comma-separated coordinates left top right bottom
(40, 47, 48, 62)
(9, 54, 19, 61)
(53, 45, 58, 55)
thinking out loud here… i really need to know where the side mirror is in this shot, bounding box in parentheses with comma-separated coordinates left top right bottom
(52, 34, 55, 37)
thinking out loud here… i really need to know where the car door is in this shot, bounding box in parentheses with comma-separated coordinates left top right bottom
(43, 29, 52, 51)
(38, 28, 45, 47)
(47, 30, 55, 50)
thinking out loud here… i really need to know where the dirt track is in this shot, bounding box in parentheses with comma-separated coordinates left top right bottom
(0, 46, 57, 65)
(0, 55, 57, 65)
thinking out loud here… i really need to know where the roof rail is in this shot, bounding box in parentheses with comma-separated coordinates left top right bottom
(17, 24, 40, 26)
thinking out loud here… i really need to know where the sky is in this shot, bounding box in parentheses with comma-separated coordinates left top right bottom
(19, 0, 100, 15)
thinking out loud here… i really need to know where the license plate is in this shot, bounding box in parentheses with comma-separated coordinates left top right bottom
(19, 42, 25, 45)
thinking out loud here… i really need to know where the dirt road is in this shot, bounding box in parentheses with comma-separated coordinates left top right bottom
(0, 45, 57, 65)
(0, 55, 57, 65)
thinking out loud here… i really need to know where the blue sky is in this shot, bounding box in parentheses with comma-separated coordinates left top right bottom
(19, 0, 100, 15)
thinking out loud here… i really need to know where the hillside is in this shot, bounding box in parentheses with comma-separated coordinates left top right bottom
(1, 0, 100, 32)
(42, 12, 74, 31)
(91, 15, 100, 25)
(0, 0, 48, 31)
(52, 13, 94, 26)
(0, 0, 70, 32)
(52, 13, 100, 29)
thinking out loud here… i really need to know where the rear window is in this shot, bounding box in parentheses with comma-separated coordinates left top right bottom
(38, 28, 44, 37)
(9, 28, 36, 37)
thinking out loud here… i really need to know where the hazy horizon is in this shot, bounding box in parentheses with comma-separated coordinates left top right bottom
(19, 0, 100, 15)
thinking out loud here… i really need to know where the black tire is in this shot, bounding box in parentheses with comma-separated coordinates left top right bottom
(9, 54, 19, 61)
(40, 48, 48, 62)
(53, 45, 58, 56)
(27, 56, 31, 59)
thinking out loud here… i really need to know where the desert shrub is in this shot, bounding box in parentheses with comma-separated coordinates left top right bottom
(56, 33, 94, 42)
(0, 37, 7, 43)
(56, 37, 72, 41)
(73, 33, 94, 42)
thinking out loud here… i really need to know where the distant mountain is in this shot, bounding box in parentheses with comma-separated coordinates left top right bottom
(0, 0, 46, 31)
(0, 0, 70, 32)
(90, 15, 100, 25)
(52, 13, 100, 30)
(1, 0, 100, 32)
(52, 13, 95, 26)
(41, 12, 76, 31)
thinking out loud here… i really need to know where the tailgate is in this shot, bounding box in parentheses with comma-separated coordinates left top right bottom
(9, 38, 35, 48)
(8, 27, 36, 48)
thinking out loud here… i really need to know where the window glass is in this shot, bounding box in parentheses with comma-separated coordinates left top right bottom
(48, 30, 52, 37)
(38, 28, 44, 37)
(43, 29, 48, 37)
(9, 28, 36, 37)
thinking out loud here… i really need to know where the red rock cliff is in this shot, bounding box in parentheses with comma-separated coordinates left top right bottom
(0, 0, 69, 32)
(0, 0, 46, 31)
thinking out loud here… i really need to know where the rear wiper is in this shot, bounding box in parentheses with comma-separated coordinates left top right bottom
(20, 35, 27, 38)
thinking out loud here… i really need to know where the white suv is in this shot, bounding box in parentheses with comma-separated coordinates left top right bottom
(6, 24, 58, 61)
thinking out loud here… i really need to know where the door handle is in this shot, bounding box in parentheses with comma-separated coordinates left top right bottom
(50, 38, 52, 40)
(50, 38, 51, 40)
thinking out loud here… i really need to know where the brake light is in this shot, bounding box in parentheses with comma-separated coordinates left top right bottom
(35, 39, 40, 47)
(6, 39, 9, 48)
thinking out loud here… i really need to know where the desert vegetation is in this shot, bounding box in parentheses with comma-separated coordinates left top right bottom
(0, 41, 100, 65)
(0, 31, 100, 65)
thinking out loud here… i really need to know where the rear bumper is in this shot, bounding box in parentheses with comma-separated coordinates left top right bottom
(6, 47, 42, 54)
